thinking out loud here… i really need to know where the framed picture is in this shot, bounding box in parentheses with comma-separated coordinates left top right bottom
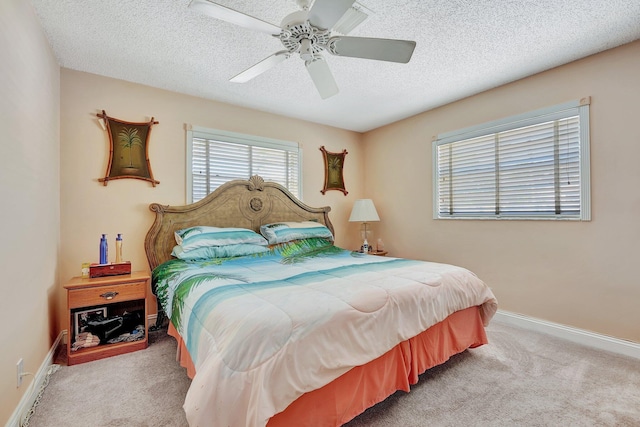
(97, 110, 160, 186)
(320, 146, 348, 195)
(74, 307, 107, 339)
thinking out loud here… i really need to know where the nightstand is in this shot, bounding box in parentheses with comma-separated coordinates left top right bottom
(64, 271, 149, 365)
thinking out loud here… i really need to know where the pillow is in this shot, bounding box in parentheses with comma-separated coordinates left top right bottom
(174, 226, 268, 251)
(171, 243, 269, 260)
(270, 237, 334, 252)
(260, 221, 334, 245)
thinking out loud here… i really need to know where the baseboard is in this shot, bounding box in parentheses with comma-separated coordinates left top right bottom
(494, 310, 640, 360)
(5, 330, 66, 427)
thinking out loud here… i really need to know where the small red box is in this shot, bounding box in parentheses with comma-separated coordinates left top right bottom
(89, 262, 132, 278)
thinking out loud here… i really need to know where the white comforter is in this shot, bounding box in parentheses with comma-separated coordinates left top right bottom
(153, 246, 497, 426)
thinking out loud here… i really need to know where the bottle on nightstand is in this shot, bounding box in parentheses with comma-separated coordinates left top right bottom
(115, 234, 123, 263)
(99, 234, 108, 265)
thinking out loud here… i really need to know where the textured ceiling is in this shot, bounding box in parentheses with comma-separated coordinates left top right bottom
(30, 0, 640, 132)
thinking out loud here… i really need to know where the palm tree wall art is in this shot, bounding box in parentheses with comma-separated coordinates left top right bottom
(320, 146, 348, 195)
(97, 110, 160, 187)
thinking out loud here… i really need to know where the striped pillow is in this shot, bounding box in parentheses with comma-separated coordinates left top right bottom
(171, 243, 269, 260)
(260, 221, 334, 245)
(174, 226, 268, 251)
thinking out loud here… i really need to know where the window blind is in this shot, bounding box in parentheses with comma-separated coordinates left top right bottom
(433, 100, 590, 220)
(188, 128, 301, 203)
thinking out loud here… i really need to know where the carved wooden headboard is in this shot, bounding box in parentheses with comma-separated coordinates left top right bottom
(144, 175, 334, 270)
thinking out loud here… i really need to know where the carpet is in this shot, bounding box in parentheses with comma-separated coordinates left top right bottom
(26, 320, 640, 426)
(27, 330, 190, 427)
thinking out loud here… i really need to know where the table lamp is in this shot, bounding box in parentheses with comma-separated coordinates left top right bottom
(348, 199, 380, 252)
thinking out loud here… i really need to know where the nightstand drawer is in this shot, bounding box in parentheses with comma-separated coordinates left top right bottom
(68, 280, 146, 309)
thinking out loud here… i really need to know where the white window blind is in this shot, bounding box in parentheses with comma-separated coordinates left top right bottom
(187, 127, 301, 203)
(433, 99, 590, 220)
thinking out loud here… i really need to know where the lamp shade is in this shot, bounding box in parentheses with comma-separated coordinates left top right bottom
(348, 199, 380, 222)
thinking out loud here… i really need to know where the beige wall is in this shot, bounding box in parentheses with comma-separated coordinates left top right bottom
(364, 40, 640, 343)
(0, 0, 60, 423)
(59, 69, 364, 331)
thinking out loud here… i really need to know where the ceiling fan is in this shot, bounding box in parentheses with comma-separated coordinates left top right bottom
(189, 0, 417, 99)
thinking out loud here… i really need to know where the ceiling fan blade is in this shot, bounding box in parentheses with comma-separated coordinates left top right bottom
(305, 57, 339, 99)
(308, 0, 356, 30)
(230, 51, 290, 83)
(327, 36, 416, 63)
(189, 0, 281, 35)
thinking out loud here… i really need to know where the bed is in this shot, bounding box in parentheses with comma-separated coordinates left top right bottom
(144, 175, 498, 427)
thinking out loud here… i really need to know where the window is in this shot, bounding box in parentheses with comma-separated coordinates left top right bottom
(186, 126, 301, 203)
(433, 99, 591, 220)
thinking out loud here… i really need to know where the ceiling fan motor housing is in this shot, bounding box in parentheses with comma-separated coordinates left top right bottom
(279, 10, 330, 60)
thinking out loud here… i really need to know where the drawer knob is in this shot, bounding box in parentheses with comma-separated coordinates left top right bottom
(100, 291, 119, 300)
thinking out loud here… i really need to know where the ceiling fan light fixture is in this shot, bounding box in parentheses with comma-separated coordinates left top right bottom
(299, 38, 314, 61)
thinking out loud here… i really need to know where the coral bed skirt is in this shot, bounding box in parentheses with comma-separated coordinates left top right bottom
(167, 305, 487, 426)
